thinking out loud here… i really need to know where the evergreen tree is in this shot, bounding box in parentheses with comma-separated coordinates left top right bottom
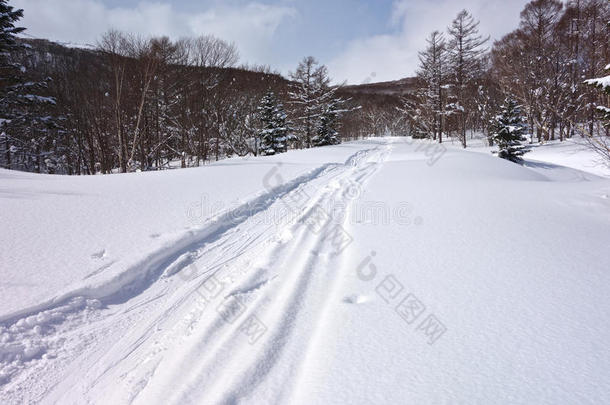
(490, 98, 530, 163)
(313, 99, 342, 147)
(0, 0, 57, 172)
(0, 0, 25, 168)
(288, 56, 338, 148)
(0, 1, 23, 52)
(257, 91, 290, 156)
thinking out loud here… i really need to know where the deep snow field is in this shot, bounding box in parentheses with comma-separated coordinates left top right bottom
(1, 137, 609, 404)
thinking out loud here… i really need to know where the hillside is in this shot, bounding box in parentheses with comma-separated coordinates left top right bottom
(23, 38, 415, 102)
(2, 38, 412, 175)
(341, 77, 420, 96)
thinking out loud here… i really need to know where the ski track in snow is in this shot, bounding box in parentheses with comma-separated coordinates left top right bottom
(0, 142, 390, 404)
(3, 137, 609, 404)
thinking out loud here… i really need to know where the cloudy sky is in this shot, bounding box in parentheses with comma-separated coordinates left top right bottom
(13, 0, 530, 84)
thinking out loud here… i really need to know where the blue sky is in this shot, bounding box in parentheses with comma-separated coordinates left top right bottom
(13, 0, 530, 83)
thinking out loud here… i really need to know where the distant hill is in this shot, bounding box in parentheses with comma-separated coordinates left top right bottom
(5, 38, 411, 174)
(21, 38, 417, 99)
(341, 77, 420, 96)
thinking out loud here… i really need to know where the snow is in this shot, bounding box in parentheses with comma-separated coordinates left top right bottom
(0, 144, 368, 317)
(22, 95, 56, 105)
(525, 138, 610, 178)
(445, 134, 610, 178)
(598, 105, 610, 114)
(1, 137, 610, 404)
(585, 75, 610, 89)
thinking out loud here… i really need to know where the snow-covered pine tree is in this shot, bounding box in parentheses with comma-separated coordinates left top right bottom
(0, 0, 25, 169)
(490, 98, 530, 163)
(0, 0, 57, 172)
(397, 95, 430, 139)
(313, 99, 342, 147)
(289, 57, 338, 149)
(0, 1, 23, 55)
(258, 91, 290, 156)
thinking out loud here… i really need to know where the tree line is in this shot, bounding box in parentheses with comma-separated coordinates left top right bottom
(3, 0, 609, 175)
(408, 0, 609, 160)
(0, 0, 365, 174)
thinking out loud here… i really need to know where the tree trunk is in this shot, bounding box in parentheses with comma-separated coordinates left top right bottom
(4, 137, 11, 169)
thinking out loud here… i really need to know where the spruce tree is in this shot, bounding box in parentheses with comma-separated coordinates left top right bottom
(490, 98, 530, 163)
(257, 91, 291, 156)
(313, 99, 341, 147)
(0, 0, 25, 168)
(0, 0, 24, 50)
(0, 0, 57, 172)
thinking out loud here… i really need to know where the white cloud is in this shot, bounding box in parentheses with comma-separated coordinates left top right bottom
(329, 0, 530, 84)
(13, 0, 296, 65)
(328, 34, 416, 85)
(12, 0, 532, 82)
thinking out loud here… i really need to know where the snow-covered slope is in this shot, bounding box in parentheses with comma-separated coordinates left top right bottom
(0, 143, 369, 317)
(1, 138, 609, 404)
(444, 134, 610, 178)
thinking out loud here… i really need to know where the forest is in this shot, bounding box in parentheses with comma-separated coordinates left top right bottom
(0, 0, 609, 175)
(409, 0, 610, 154)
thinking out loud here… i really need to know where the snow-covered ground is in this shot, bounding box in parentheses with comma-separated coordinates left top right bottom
(1, 137, 609, 404)
(445, 134, 610, 178)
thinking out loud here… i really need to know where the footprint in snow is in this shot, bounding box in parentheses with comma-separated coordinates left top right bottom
(90, 249, 106, 260)
(84, 261, 115, 279)
(343, 295, 370, 305)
